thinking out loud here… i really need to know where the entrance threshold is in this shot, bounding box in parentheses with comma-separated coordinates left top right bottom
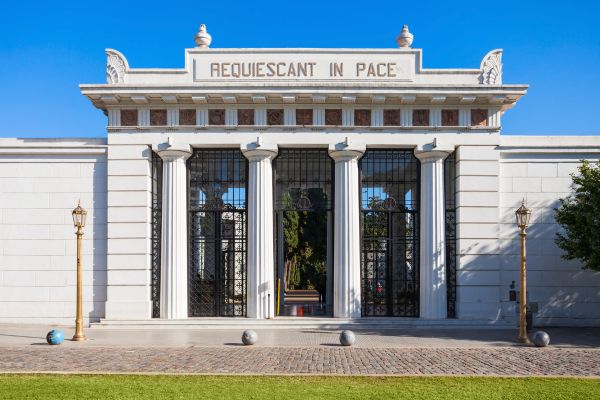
(91, 317, 512, 330)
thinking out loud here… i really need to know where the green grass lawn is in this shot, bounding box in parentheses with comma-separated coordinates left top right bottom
(1, 374, 599, 400)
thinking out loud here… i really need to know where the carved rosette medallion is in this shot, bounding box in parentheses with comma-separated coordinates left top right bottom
(325, 109, 342, 125)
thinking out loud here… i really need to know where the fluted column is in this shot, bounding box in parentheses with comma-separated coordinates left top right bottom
(329, 143, 365, 318)
(242, 143, 278, 319)
(415, 148, 451, 319)
(157, 142, 192, 319)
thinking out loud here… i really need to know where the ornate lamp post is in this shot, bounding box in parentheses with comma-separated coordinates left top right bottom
(72, 201, 87, 341)
(515, 200, 532, 344)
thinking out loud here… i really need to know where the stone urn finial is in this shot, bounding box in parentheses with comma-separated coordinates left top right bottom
(396, 25, 413, 48)
(195, 24, 212, 48)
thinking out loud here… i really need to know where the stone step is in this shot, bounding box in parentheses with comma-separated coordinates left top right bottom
(91, 317, 515, 330)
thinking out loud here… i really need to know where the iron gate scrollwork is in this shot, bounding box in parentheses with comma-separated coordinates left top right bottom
(188, 150, 248, 317)
(444, 152, 457, 318)
(151, 151, 163, 318)
(360, 150, 420, 317)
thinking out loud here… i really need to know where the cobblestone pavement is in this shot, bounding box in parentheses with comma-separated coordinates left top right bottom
(1, 346, 599, 376)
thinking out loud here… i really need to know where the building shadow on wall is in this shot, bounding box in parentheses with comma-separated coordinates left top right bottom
(88, 155, 108, 323)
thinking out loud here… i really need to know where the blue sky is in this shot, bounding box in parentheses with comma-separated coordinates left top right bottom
(1, 0, 599, 138)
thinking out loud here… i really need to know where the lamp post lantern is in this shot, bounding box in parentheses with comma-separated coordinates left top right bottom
(72, 201, 87, 341)
(515, 200, 532, 344)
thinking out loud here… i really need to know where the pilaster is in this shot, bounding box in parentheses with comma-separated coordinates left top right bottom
(329, 142, 365, 318)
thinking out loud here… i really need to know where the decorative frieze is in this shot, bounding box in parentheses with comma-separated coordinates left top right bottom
(325, 109, 342, 125)
(112, 106, 496, 129)
(296, 109, 313, 125)
(120, 109, 138, 126)
(237, 109, 254, 125)
(267, 109, 284, 125)
(150, 110, 167, 126)
(413, 109, 429, 126)
(209, 109, 225, 125)
(442, 109, 459, 126)
(354, 109, 371, 127)
(179, 109, 196, 126)
(471, 109, 488, 127)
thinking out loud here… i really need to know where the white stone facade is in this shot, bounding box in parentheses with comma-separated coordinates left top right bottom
(0, 30, 599, 326)
(0, 139, 107, 324)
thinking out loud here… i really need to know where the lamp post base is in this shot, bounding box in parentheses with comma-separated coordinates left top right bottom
(517, 336, 530, 344)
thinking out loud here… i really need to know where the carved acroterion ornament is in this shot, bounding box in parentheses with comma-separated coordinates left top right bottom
(195, 24, 212, 48)
(479, 49, 503, 85)
(106, 49, 128, 84)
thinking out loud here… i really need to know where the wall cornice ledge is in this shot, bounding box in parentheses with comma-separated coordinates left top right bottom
(0, 138, 108, 155)
(500, 135, 600, 152)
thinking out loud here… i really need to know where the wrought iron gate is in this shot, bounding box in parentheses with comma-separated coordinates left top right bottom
(188, 150, 248, 317)
(151, 152, 163, 318)
(444, 152, 457, 318)
(360, 150, 420, 317)
(274, 149, 334, 316)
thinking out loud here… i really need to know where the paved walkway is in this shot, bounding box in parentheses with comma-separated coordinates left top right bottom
(0, 325, 599, 376)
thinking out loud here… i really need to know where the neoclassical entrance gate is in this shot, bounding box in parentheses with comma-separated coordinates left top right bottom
(360, 150, 420, 317)
(188, 149, 248, 317)
(274, 149, 334, 316)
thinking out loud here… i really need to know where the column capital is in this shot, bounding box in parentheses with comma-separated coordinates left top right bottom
(328, 142, 366, 162)
(241, 142, 278, 161)
(154, 142, 192, 161)
(414, 149, 453, 163)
